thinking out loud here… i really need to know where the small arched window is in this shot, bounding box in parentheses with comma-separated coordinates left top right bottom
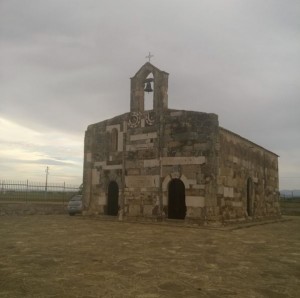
(247, 177, 253, 216)
(110, 128, 118, 152)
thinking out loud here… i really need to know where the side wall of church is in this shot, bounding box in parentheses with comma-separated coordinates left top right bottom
(218, 128, 281, 222)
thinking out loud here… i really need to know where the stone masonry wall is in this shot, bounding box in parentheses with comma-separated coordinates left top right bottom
(83, 109, 220, 222)
(218, 128, 281, 222)
(83, 62, 281, 224)
(161, 110, 219, 222)
(83, 113, 128, 215)
(123, 110, 160, 219)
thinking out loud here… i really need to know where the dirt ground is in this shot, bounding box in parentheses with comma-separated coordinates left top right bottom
(0, 215, 299, 298)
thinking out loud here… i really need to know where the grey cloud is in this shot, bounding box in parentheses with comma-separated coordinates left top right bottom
(1, 0, 299, 188)
(28, 159, 75, 166)
(0, 157, 75, 167)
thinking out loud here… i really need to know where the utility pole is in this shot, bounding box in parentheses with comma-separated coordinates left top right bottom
(45, 166, 49, 199)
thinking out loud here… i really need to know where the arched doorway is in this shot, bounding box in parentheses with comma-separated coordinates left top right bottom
(247, 178, 253, 216)
(168, 178, 186, 219)
(107, 181, 119, 216)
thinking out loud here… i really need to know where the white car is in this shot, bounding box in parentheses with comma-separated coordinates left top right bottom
(67, 195, 83, 216)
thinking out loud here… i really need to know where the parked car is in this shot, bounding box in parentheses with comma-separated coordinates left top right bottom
(67, 195, 83, 216)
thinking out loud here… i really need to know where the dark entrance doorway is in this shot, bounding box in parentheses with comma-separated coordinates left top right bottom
(247, 178, 253, 216)
(107, 181, 119, 216)
(168, 178, 186, 219)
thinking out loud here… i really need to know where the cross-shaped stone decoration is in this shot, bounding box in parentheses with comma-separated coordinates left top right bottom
(145, 52, 154, 62)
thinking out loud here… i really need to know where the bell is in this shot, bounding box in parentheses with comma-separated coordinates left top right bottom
(144, 81, 153, 93)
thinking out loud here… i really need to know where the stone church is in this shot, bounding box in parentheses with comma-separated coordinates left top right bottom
(83, 62, 281, 224)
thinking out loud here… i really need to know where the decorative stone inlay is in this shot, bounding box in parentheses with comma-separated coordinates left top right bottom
(128, 112, 142, 128)
(128, 111, 155, 128)
(145, 111, 155, 126)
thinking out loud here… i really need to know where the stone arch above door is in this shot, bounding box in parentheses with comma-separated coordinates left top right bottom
(162, 173, 189, 191)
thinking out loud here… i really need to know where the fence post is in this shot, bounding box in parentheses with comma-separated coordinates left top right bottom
(44, 181, 47, 201)
(26, 179, 29, 203)
(63, 182, 65, 206)
(0, 180, 80, 204)
(0, 180, 2, 201)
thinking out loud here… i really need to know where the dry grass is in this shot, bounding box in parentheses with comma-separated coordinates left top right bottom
(0, 215, 299, 297)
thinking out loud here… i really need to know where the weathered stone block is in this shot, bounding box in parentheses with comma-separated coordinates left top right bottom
(129, 204, 142, 216)
(127, 168, 141, 175)
(143, 205, 154, 216)
(224, 187, 234, 198)
(125, 175, 160, 188)
(92, 169, 99, 185)
(86, 152, 92, 162)
(186, 196, 205, 207)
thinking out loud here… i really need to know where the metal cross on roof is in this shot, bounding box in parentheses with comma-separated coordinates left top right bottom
(145, 52, 154, 62)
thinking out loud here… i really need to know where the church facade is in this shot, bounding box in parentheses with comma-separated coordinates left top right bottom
(83, 63, 281, 224)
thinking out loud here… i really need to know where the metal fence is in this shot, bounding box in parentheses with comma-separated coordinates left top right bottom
(0, 180, 81, 202)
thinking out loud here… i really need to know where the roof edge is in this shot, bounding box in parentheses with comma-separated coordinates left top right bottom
(131, 62, 169, 79)
(219, 127, 279, 157)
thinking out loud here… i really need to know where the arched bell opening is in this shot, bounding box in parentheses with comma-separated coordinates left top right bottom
(144, 73, 154, 110)
(130, 62, 169, 113)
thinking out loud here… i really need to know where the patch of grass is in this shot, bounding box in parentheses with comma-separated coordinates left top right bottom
(0, 191, 77, 202)
(280, 197, 300, 216)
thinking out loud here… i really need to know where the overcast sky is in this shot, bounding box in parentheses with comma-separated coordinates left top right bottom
(0, 0, 299, 189)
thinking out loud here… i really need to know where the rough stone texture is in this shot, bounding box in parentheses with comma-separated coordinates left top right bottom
(83, 63, 280, 224)
(218, 128, 281, 222)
